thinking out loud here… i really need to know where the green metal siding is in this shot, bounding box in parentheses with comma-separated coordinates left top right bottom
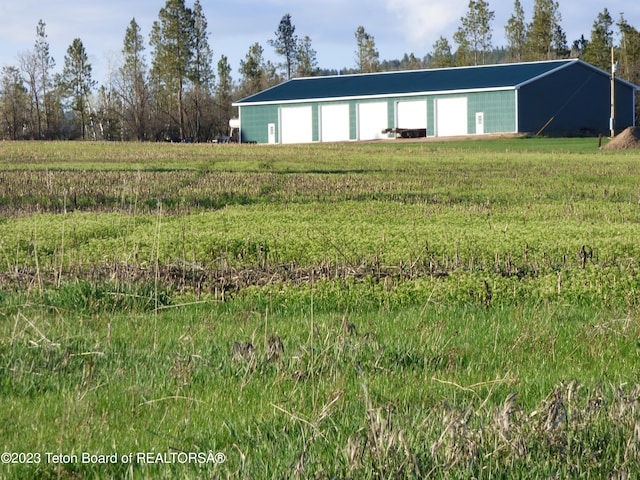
(387, 101, 395, 133)
(239, 104, 279, 143)
(467, 90, 517, 134)
(423, 91, 516, 136)
(311, 104, 319, 142)
(239, 103, 320, 143)
(385, 91, 515, 136)
(349, 103, 357, 140)
(240, 91, 518, 143)
(427, 98, 436, 136)
(518, 62, 636, 134)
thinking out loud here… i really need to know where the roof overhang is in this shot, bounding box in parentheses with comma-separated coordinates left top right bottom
(233, 86, 516, 107)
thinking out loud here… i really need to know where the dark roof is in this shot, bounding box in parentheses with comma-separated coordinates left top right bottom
(235, 59, 579, 105)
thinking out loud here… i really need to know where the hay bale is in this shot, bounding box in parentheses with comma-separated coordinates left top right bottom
(601, 127, 640, 149)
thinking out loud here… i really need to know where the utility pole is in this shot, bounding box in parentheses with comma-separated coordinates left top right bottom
(610, 45, 616, 138)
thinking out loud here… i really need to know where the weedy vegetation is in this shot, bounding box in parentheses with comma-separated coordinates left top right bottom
(1, 138, 640, 478)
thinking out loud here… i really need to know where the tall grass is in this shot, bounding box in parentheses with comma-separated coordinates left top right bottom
(2, 292, 639, 478)
(1, 139, 640, 477)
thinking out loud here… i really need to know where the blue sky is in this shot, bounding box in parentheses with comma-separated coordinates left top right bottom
(1, 0, 639, 84)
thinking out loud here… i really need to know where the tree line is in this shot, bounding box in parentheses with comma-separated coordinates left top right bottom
(1, 0, 639, 141)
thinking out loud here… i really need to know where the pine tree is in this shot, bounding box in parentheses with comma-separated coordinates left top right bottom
(120, 18, 148, 140)
(453, 28, 473, 66)
(551, 24, 569, 59)
(400, 53, 423, 70)
(0, 66, 29, 140)
(34, 20, 56, 138)
(583, 9, 614, 70)
(269, 14, 298, 80)
(189, 0, 214, 141)
(59, 38, 96, 139)
(19, 20, 57, 138)
(355, 26, 379, 73)
(572, 35, 589, 59)
(431, 36, 454, 68)
(526, 0, 565, 60)
(617, 15, 640, 87)
(150, 0, 195, 140)
(296, 36, 318, 77)
(505, 0, 527, 62)
(239, 43, 267, 97)
(456, 0, 495, 65)
(214, 54, 234, 136)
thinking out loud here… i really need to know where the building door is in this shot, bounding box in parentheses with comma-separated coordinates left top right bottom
(320, 104, 350, 142)
(397, 100, 427, 129)
(358, 102, 388, 140)
(268, 123, 276, 144)
(435, 97, 468, 137)
(475, 112, 484, 135)
(280, 106, 313, 144)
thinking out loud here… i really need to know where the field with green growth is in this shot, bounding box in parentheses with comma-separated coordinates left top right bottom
(1, 138, 640, 478)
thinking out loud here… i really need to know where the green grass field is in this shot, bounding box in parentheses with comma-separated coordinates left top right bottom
(1, 138, 640, 478)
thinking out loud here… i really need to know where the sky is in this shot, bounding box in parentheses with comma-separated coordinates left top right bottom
(1, 0, 640, 86)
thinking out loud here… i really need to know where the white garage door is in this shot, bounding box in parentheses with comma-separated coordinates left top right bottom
(280, 106, 313, 144)
(358, 102, 388, 141)
(436, 97, 468, 137)
(397, 100, 427, 129)
(320, 104, 350, 142)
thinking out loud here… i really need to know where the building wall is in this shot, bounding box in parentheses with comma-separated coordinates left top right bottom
(466, 90, 517, 134)
(237, 88, 530, 144)
(239, 104, 279, 144)
(518, 62, 636, 134)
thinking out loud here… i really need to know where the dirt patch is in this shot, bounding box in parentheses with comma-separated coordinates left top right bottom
(601, 127, 640, 149)
(0, 261, 435, 298)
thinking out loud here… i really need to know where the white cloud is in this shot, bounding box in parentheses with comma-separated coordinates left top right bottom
(384, 0, 468, 49)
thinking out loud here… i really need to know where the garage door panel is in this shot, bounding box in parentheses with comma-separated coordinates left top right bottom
(436, 97, 468, 137)
(358, 102, 388, 140)
(321, 104, 350, 142)
(280, 106, 312, 144)
(397, 100, 427, 129)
